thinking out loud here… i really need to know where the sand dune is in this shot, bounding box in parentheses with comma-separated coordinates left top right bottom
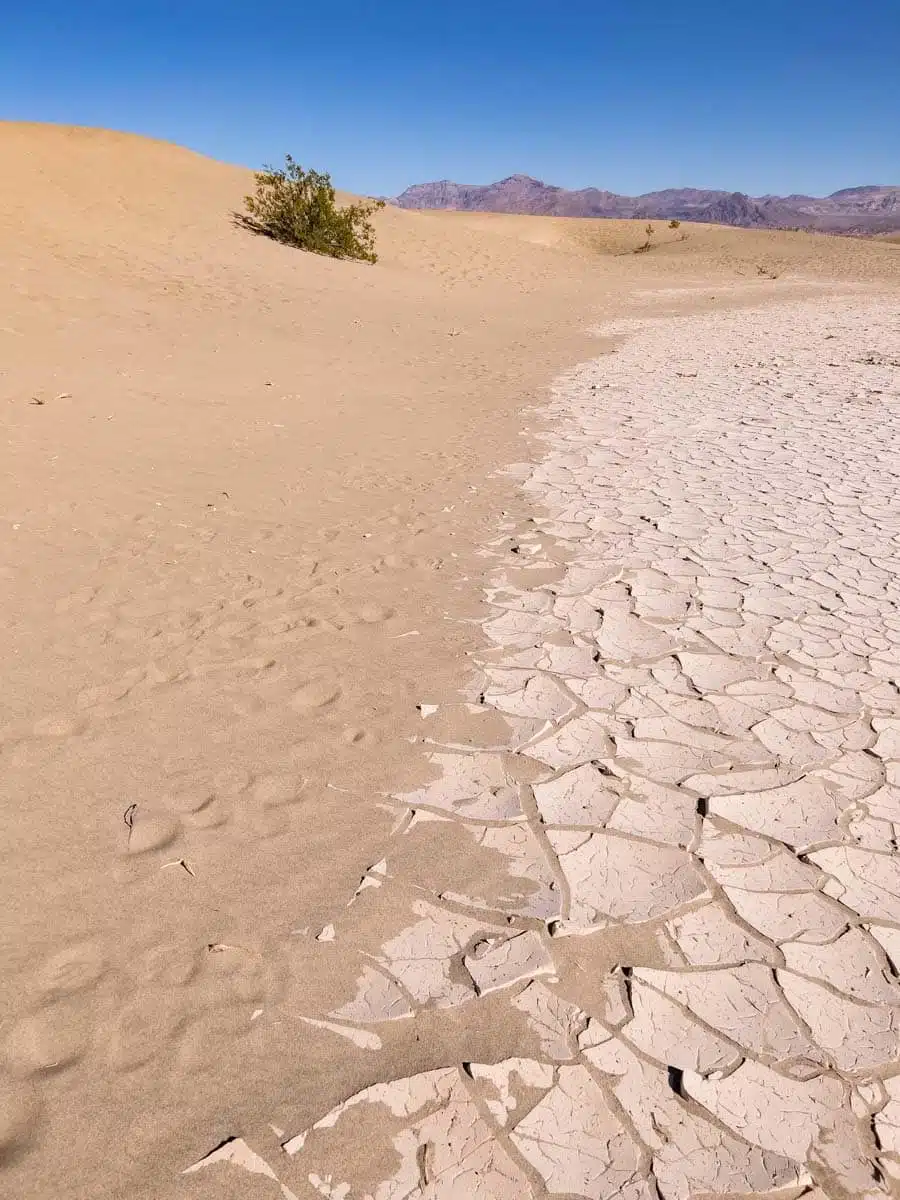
(1, 123, 899, 1198)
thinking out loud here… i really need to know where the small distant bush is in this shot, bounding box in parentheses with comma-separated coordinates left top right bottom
(239, 155, 384, 263)
(634, 222, 655, 253)
(669, 218, 681, 229)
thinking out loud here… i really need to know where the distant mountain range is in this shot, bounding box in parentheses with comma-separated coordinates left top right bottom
(390, 176, 900, 235)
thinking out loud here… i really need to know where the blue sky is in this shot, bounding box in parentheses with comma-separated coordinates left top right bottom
(2, 1, 898, 197)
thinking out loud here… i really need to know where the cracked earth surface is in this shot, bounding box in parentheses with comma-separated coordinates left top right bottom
(184, 295, 900, 1199)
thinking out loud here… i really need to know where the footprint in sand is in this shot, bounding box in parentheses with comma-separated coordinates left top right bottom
(203, 944, 274, 1005)
(181, 798, 231, 830)
(355, 602, 396, 624)
(212, 767, 253, 795)
(163, 768, 246, 831)
(210, 617, 259, 639)
(53, 586, 99, 614)
(159, 787, 216, 816)
(124, 808, 181, 855)
(252, 615, 317, 647)
(31, 713, 86, 738)
(4, 1001, 93, 1077)
(233, 794, 293, 840)
(106, 994, 188, 1073)
(290, 679, 341, 712)
(75, 669, 143, 711)
(139, 943, 200, 989)
(251, 773, 307, 808)
(368, 554, 403, 574)
(35, 944, 106, 1000)
(341, 727, 377, 748)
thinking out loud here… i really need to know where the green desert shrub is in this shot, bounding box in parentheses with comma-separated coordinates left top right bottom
(239, 155, 384, 263)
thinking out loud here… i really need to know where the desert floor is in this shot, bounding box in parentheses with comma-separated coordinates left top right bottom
(1, 123, 899, 1199)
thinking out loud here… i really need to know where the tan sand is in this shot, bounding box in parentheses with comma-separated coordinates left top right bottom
(1, 123, 899, 1198)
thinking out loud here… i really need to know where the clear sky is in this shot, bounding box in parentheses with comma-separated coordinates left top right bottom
(2, 0, 898, 198)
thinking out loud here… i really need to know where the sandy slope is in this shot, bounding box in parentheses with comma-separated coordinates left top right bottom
(0, 123, 898, 1198)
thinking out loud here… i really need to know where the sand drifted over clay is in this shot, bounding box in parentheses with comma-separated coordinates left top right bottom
(254, 298, 900, 1200)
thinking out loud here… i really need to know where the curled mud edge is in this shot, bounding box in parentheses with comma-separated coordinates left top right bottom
(186, 294, 900, 1199)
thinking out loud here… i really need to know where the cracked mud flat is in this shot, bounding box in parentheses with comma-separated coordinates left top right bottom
(186, 293, 900, 1200)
